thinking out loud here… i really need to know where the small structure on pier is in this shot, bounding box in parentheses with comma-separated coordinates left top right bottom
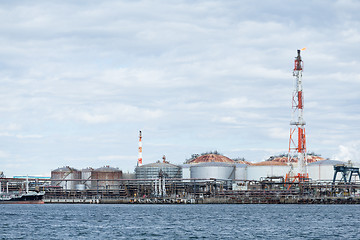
(333, 164, 360, 183)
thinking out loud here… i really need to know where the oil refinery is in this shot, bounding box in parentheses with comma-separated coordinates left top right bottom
(1, 49, 359, 204)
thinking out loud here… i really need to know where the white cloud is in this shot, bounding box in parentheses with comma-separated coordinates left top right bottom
(51, 104, 164, 124)
(0, 123, 22, 131)
(219, 97, 264, 109)
(267, 127, 289, 140)
(0, 1, 359, 176)
(333, 141, 360, 161)
(15, 134, 43, 139)
(98, 155, 135, 161)
(0, 150, 9, 158)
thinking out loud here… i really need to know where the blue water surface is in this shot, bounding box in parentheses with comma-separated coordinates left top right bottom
(0, 204, 359, 239)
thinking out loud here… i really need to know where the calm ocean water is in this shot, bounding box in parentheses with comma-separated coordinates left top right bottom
(1, 204, 359, 239)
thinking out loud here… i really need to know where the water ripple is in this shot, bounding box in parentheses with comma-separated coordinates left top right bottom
(0, 204, 359, 239)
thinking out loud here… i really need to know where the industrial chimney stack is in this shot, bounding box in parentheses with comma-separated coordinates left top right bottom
(138, 131, 143, 166)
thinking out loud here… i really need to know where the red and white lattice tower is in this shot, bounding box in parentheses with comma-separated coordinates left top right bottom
(288, 49, 307, 179)
(138, 131, 143, 166)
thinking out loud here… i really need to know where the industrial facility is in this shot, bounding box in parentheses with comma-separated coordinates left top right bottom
(1, 49, 360, 204)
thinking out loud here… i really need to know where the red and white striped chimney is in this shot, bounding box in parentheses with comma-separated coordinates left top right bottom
(138, 131, 143, 166)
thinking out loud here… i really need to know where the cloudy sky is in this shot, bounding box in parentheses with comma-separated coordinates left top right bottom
(0, 0, 359, 177)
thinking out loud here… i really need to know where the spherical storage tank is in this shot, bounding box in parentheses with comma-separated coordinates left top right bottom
(91, 166, 122, 190)
(136, 161, 182, 179)
(307, 159, 345, 181)
(247, 161, 291, 181)
(190, 162, 235, 180)
(51, 166, 81, 190)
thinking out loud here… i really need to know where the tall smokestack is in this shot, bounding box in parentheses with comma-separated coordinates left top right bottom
(138, 131, 143, 166)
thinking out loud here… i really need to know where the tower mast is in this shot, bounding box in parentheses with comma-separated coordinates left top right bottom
(138, 131, 143, 166)
(288, 49, 307, 178)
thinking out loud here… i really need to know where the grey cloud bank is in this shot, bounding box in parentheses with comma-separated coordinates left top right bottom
(0, 0, 359, 176)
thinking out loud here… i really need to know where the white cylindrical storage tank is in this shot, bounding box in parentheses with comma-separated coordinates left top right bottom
(235, 163, 247, 180)
(308, 159, 345, 181)
(81, 167, 93, 189)
(180, 164, 191, 179)
(190, 162, 235, 180)
(247, 161, 290, 181)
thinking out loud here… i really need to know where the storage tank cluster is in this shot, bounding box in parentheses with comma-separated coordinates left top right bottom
(50, 155, 346, 190)
(179, 154, 345, 182)
(51, 166, 123, 190)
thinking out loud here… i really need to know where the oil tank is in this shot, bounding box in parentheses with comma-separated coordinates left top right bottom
(234, 163, 247, 180)
(308, 159, 345, 181)
(179, 164, 191, 182)
(51, 166, 81, 190)
(247, 161, 291, 181)
(135, 161, 182, 179)
(91, 166, 122, 190)
(80, 167, 93, 189)
(190, 162, 235, 180)
(181, 164, 191, 179)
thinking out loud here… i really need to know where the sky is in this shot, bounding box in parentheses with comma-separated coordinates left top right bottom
(0, 0, 359, 177)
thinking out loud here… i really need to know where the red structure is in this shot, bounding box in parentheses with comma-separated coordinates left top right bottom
(286, 49, 308, 185)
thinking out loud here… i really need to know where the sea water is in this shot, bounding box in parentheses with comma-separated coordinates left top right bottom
(1, 204, 359, 239)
